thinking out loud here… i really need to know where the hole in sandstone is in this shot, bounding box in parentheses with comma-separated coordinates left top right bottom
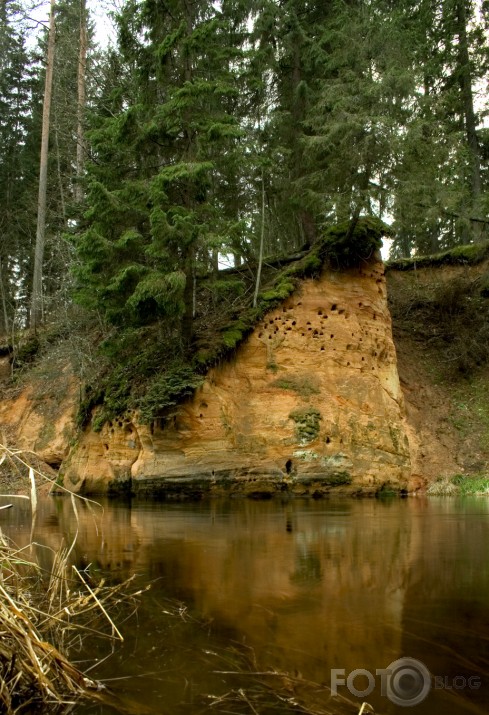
(320, 346, 325, 351)
(359, 302, 363, 307)
(307, 321, 311, 325)
(285, 459, 293, 474)
(104, 443, 109, 451)
(326, 436, 331, 444)
(331, 304, 337, 311)
(317, 309, 323, 315)
(347, 361, 350, 366)
(258, 332, 263, 337)
(330, 334, 334, 338)
(292, 321, 296, 326)
(338, 308, 345, 315)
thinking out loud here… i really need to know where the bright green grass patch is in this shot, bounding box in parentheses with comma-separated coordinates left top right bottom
(427, 473, 489, 496)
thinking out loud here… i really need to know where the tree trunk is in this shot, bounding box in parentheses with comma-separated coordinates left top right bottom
(0, 257, 9, 339)
(75, 0, 87, 204)
(30, 0, 56, 331)
(455, 0, 483, 240)
(253, 173, 266, 308)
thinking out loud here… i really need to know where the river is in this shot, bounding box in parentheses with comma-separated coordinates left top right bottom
(2, 495, 488, 714)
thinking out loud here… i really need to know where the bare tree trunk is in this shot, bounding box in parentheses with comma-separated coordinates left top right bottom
(455, 0, 483, 241)
(74, 0, 87, 204)
(253, 173, 266, 308)
(53, 109, 67, 224)
(30, 0, 56, 331)
(0, 257, 9, 339)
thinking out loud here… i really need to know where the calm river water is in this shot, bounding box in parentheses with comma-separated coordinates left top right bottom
(2, 495, 489, 715)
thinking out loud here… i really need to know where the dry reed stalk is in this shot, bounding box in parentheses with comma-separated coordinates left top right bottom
(0, 441, 147, 714)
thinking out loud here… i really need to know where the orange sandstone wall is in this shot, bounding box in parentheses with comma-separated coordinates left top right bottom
(61, 254, 411, 495)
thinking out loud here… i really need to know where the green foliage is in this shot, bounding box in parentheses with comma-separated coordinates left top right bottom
(289, 407, 322, 444)
(428, 474, 489, 496)
(451, 474, 489, 495)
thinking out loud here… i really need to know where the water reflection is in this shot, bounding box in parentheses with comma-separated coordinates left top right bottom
(1, 496, 489, 714)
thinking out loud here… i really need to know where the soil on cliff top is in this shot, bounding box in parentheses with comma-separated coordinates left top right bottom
(387, 257, 489, 486)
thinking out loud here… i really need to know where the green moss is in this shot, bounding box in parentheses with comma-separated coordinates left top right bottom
(289, 407, 322, 444)
(261, 279, 297, 302)
(272, 374, 320, 397)
(325, 471, 352, 486)
(321, 216, 390, 269)
(222, 328, 244, 348)
(35, 421, 56, 451)
(387, 240, 489, 272)
(137, 366, 204, 424)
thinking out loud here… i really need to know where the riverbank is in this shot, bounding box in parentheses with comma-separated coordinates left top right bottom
(1, 243, 489, 496)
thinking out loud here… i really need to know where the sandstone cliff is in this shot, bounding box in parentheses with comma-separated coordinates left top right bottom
(1, 252, 413, 496)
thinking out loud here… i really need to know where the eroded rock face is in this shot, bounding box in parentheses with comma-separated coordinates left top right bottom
(0, 368, 77, 468)
(62, 254, 411, 496)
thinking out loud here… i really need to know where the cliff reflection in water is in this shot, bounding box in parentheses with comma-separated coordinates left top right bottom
(3, 496, 489, 714)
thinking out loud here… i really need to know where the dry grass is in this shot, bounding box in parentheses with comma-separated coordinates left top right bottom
(0, 442, 147, 714)
(205, 645, 381, 715)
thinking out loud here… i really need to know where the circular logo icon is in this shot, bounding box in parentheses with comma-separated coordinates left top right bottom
(385, 657, 431, 707)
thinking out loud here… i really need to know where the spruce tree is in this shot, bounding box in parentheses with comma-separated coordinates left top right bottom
(75, 0, 244, 346)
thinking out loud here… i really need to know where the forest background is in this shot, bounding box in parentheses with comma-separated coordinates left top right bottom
(2, 0, 489, 428)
